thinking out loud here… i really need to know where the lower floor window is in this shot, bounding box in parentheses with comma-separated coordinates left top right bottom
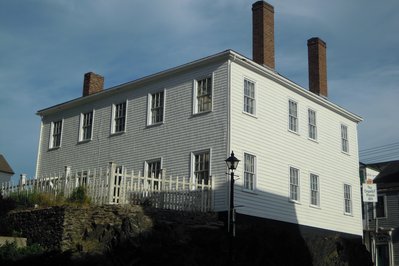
(194, 151, 210, 185)
(290, 167, 300, 201)
(244, 153, 256, 191)
(146, 160, 161, 190)
(344, 184, 352, 214)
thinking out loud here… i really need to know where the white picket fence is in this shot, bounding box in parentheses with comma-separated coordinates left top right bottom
(0, 163, 213, 212)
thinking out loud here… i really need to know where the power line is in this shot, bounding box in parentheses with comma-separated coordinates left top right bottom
(360, 141, 399, 153)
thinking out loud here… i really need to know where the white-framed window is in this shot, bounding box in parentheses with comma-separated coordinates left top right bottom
(145, 159, 162, 190)
(243, 79, 255, 115)
(310, 173, 319, 206)
(244, 153, 256, 191)
(288, 100, 298, 133)
(341, 124, 349, 153)
(192, 150, 210, 185)
(344, 184, 352, 214)
(49, 120, 63, 149)
(308, 109, 317, 140)
(111, 101, 127, 134)
(147, 91, 164, 125)
(374, 195, 387, 218)
(79, 111, 94, 141)
(193, 76, 212, 114)
(289, 167, 300, 202)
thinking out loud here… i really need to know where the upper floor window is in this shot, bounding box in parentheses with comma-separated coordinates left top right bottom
(112, 101, 127, 134)
(193, 151, 210, 185)
(341, 124, 349, 153)
(79, 111, 93, 141)
(288, 100, 298, 133)
(375, 195, 386, 218)
(308, 109, 317, 140)
(194, 76, 212, 114)
(289, 167, 300, 202)
(244, 153, 256, 191)
(310, 174, 319, 206)
(244, 79, 255, 115)
(49, 120, 63, 149)
(148, 91, 164, 125)
(344, 184, 352, 214)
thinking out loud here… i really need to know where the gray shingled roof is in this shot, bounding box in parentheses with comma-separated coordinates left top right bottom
(0, 154, 14, 175)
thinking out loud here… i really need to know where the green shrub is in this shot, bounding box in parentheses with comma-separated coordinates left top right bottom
(0, 242, 44, 262)
(67, 186, 91, 205)
(8, 190, 65, 209)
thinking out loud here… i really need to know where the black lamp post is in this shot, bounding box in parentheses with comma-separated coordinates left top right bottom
(225, 151, 240, 237)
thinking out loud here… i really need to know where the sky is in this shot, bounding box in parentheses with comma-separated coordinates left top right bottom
(1, 0, 398, 178)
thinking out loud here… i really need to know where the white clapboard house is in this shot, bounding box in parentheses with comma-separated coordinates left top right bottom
(35, 1, 363, 237)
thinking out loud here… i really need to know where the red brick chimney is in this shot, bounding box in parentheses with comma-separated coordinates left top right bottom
(83, 72, 104, 97)
(252, 1, 275, 69)
(307, 37, 328, 97)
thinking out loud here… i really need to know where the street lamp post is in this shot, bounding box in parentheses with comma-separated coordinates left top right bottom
(225, 151, 240, 237)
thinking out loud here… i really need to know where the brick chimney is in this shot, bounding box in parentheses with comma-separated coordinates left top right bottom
(307, 37, 328, 97)
(83, 72, 104, 97)
(252, 1, 275, 69)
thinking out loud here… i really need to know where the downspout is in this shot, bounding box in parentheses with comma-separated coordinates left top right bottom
(34, 118, 44, 178)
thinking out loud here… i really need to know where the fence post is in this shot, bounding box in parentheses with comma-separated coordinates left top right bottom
(108, 162, 116, 204)
(19, 174, 27, 192)
(64, 166, 71, 196)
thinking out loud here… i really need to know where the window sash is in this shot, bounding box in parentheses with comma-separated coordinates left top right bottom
(310, 174, 319, 206)
(244, 80, 255, 114)
(114, 102, 126, 133)
(244, 153, 255, 190)
(290, 167, 299, 201)
(308, 109, 317, 140)
(344, 184, 352, 214)
(151, 92, 164, 124)
(289, 100, 298, 132)
(82, 112, 93, 140)
(341, 125, 349, 152)
(194, 152, 210, 185)
(197, 77, 212, 112)
(375, 195, 386, 218)
(52, 120, 62, 148)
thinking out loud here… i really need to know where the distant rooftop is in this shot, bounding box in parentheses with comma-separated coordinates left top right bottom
(0, 154, 14, 175)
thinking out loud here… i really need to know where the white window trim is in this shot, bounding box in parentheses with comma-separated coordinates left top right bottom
(343, 183, 353, 215)
(288, 99, 299, 134)
(288, 166, 300, 203)
(309, 173, 320, 207)
(190, 149, 212, 185)
(49, 119, 63, 149)
(373, 194, 387, 219)
(192, 74, 214, 115)
(243, 152, 257, 192)
(243, 78, 256, 116)
(111, 100, 128, 135)
(147, 90, 166, 126)
(144, 158, 163, 177)
(341, 123, 349, 154)
(308, 108, 317, 141)
(78, 110, 95, 142)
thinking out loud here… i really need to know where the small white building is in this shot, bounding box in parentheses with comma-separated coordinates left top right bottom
(35, 1, 363, 238)
(0, 154, 14, 184)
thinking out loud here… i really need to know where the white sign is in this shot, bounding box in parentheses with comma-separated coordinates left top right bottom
(362, 184, 377, 202)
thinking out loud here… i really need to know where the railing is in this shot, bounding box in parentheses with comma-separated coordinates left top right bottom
(0, 163, 213, 212)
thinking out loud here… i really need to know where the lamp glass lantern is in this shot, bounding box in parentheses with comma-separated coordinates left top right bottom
(225, 151, 240, 171)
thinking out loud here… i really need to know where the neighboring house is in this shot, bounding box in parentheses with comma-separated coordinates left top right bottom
(0, 154, 15, 184)
(35, 1, 363, 238)
(362, 161, 399, 266)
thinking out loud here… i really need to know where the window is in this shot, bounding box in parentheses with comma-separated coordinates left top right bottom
(112, 102, 127, 133)
(289, 167, 300, 201)
(308, 109, 317, 140)
(79, 111, 93, 141)
(375, 195, 386, 218)
(341, 124, 349, 153)
(148, 91, 164, 125)
(194, 76, 212, 113)
(50, 120, 62, 148)
(244, 153, 256, 191)
(344, 184, 352, 214)
(244, 79, 255, 115)
(193, 151, 210, 185)
(146, 159, 162, 190)
(310, 174, 319, 206)
(288, 100, 298, 132)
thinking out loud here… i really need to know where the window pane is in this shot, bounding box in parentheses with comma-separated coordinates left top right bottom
(197, 77, 212, 112)
(114, 102, 126, 132)
(151, 92, 164, 124)
(194, 152, 210, 185)
(289, 100, 298, 132)
(244, 80, 255, 114)
(244, 153, 255, 190)
(290, 167, 299, 201)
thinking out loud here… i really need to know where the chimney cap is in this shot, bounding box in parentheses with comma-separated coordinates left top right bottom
(307, 37, 327, 48)
(252, 1, 274, 12)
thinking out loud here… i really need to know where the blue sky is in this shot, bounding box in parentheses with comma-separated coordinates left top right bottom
(1, 0, 398, 178)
